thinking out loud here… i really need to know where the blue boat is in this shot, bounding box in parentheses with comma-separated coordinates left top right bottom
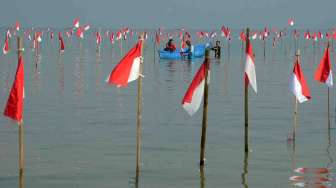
(158, 44, 206, 59)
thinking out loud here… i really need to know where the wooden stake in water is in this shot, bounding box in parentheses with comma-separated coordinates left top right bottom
(18, 122, 24, 188)
(200, 49, 210, 167)
(241, 151, 249, 188)
(17, 37, 25, 188)
(244, 28, 250, 153)
(153, 36, 156, 64)
(136, 34, 145, 179)
(263, 37, 266, 60)
(120, 39, 123, 57)
(200, 166, 205, 188)
(293, 97, 298, 141)
(328, 87, 330, 129)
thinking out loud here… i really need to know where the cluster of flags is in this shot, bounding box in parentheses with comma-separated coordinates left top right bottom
(2, 19, 336, 122)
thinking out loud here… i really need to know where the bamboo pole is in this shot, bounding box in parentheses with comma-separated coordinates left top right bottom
(263, 38, 266, 60)
(17, 36, 24, 188)
(136, 34, 145, 179)
(18, 122, 24, 188)
(200, 166, 205, 188)
(328, 87, 330, 130)
(199, 48, 210, 167)
(241, 151, 249, 188)
(293, 97, 298, 142)
(244, 28, 250, 153)
(153, 35, 156, 64)
(120, 39, 123, 57)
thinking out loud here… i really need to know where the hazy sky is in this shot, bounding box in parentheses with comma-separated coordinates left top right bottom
(1, 0, 334, 29)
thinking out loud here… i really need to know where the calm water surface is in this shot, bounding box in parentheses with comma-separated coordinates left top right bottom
(0, 30, 335, 187)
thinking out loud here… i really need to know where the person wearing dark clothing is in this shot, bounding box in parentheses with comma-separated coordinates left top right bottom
(211, 40, 221, 58)
(164, 39, 176, 52)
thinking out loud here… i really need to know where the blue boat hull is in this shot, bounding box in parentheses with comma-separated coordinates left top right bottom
(159, 44, 206, 59)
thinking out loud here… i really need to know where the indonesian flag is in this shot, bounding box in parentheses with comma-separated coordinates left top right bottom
(3, 31, 10, 55)
(35, 32, 42, 42)
(244, 41, 257, 93)
(251, 32, 258, 40)
(116, 31, 122, 40)
(50, 31, 54, 40)
(314, 44, 333, 87)
(304, 31, 310, 40)
(182, 62, 209, 116)
(96, 32, 102, 46)
(58, 32, 65, 52)
(288, 18, 294, 26)
(221, 26, 230, 38)
(210, 31, 216, 38)
(106, 40, 143, 87)
(66, 31, 71, 38)
(109, 32, 115, 44)
(290, 57, 311, 103)
(76, 27, 84, 39)
(239, 31, 246, 42)
(73, 17, 80, 28)
(15, 21, 20, 31)
(3, 54, 24, 122)
(318, 31, 323, 39)
(84, 24, 90, 31)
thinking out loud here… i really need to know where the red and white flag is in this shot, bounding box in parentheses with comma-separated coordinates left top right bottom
(3, 54, 24, 122)
(314, 44, 333, 87)
(116, 31, 122, 40)
(84, 24, 90, 31)
(50, 31, 54, 40)
(239, 31, 246, 42)
(290, 57, 311, 103)
(73, 17, 80, 28)
(15, 21, 20, 31)
(106, 40, 143, 87)
(76, 27, 84, 39)
(288, 18, 294, 26)
(3, 30, 10, 55)
(96, 32, 102, 46)
(109, 32, 115, 44)
(244, 41, 257, 93)
(58, 32, 65, 52)
(181, 62, 209, 116)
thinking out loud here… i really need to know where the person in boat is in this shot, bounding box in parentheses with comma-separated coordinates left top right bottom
(185, 40, 194, 59)
(211, 40, 221, 59)
(164, 39, 176, 52)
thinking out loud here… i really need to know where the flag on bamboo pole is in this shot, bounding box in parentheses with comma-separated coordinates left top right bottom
(96, 32, 102, 46)
(73, 17, 80, 28)
(314, 44, 332, 87)
(15, 21, 20, 31)
(3, 30, 10, 55)
(3, 55, 24, 122)
(181, 62, 208, 116)
(290, 58, 311, 103)
(244, 40, 257, 93)
(58, 32, 65, 52)
(288, 18, 294, 26)
(106, 40, 143, 87)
